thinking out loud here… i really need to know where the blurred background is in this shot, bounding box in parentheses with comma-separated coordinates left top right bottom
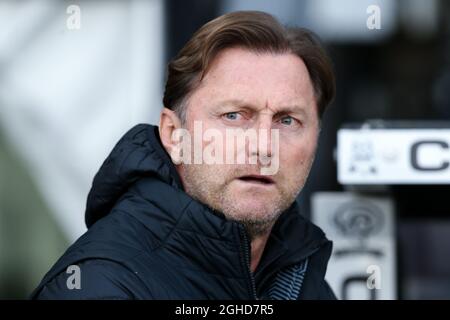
(0, 0, 449, 299)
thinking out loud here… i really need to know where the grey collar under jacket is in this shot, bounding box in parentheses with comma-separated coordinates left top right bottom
(31, 124, 336, 300)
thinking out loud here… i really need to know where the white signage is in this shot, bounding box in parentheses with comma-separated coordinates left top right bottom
(338, 128, 450, 184)
(312, 192, 396, 300)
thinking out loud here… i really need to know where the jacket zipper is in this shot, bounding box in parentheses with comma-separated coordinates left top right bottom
(257, 245, 323, 297)
(239, 225, 258, 300)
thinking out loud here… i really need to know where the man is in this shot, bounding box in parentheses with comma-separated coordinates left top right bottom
(31, 10, 336, 300)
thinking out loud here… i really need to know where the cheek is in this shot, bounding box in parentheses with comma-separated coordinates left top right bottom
(279, 139, 317, 172)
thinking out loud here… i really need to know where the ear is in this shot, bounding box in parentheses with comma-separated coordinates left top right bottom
(159, 107, 182, 157)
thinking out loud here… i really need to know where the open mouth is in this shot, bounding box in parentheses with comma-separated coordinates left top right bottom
(237, 175, 274, 185)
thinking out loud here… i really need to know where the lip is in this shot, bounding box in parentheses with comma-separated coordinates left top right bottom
(236, 174, 275, 185)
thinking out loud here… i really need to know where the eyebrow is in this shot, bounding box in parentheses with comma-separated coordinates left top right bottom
(212, 99, 308, 116)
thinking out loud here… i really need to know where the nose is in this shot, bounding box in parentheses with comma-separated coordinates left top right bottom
(249, 115, 273, 163)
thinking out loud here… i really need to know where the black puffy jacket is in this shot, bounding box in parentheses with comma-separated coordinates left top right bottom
(31, 124, 336, 300)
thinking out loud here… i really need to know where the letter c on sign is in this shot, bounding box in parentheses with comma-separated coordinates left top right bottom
(411, 140, 449, 171)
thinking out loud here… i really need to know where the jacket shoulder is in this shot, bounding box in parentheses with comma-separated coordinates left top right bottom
(33, 259, 144, 300)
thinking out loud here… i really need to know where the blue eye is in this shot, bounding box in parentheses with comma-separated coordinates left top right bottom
(224, 112, 239, 120)
(280, 116, 293, 125)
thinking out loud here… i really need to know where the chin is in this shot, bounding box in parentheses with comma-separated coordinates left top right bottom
(233, 199, 275, 219)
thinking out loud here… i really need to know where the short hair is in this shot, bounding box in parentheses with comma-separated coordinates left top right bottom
(163, 10, 335, 122)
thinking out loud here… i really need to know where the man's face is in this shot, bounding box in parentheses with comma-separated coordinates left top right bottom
(177, 47, 320, 237)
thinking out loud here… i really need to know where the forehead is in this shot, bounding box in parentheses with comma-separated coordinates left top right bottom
(192, 47, 316, 112)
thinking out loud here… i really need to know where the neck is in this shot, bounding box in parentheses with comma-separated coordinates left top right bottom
(249, 229, 273, 273)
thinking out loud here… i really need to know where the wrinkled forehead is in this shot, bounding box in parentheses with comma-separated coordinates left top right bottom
(189, 47, 317, 118)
